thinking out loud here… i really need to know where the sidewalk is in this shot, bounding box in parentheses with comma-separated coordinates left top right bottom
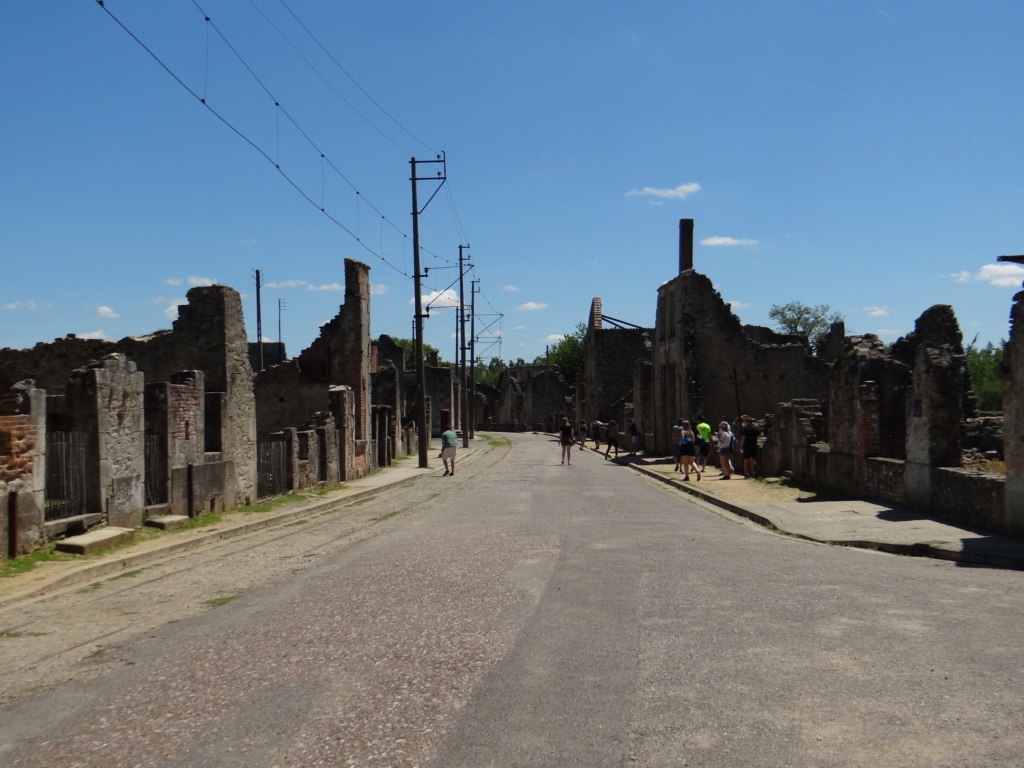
(587, 443, 1024, 570)
(0, 447, 475, 608)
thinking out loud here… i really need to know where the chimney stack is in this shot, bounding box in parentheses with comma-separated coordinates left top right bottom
(679, 218, 694, 273)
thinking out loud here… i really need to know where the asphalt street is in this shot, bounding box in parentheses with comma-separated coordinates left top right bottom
(2, 432, 1023, 767)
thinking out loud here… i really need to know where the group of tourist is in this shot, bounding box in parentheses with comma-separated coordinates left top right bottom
(670, 415, 761, 481)
(558, 414, 761, 477)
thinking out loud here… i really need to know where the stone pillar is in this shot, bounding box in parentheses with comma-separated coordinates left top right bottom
(679, 218, 694, 273)
(904, 344, 963, 510)
(67, 354, 145, 528)
(1003, 290, 1024, 533)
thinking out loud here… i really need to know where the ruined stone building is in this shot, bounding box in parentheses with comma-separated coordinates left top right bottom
(493, 365, 574, 432)
(1, 259, 387, 561)
(646, 219, 828, 454)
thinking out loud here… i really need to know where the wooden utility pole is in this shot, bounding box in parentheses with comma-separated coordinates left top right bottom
(470, 279, 478, 440)
(459, 244, 470, 447)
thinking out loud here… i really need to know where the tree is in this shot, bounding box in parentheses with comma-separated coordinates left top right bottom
(966, 338, 1006, 412)
(767, 301, 844, 351)
(391, 338, 444, 370)
(474, 357, 508, 388)
(533, 322, 586, 385)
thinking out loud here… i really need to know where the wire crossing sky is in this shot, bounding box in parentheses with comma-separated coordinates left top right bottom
(3, 1, 1023, 363)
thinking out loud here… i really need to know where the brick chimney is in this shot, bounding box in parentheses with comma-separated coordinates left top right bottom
(679, 218, 694, 273)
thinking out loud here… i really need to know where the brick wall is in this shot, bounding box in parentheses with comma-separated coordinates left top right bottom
(0, 414, 35, 483)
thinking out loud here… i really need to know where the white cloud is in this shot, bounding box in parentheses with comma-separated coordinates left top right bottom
(164, 278, 182, 286)
(626, 182, 701, 199)
(417, 289, 460, 309)
(876, 328, 903, 337)
(78, 330, 110, 340)
(268, 279, 309, 289)
(187, 276, 217, 287)
(864, 305, 889, 317)
(503, 285, 520, 292)
(3, 300, 37, 310)
(308, 282, 343, 291)
(96, 306, 120, 319)
(514, 325, 525, 330)
(370, 284, 388, 296)
(728, 301, 750, 310)
(153, 296, 188, 319)
(701, 236, 759, 247)
(542, 334, 565, 343)
(951, 271, 971, 283)
(517, 301, 548, 311)
(974, 263, 1024, 287)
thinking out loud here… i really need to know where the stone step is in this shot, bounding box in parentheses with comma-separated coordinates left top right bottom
(145, 515, 190, 531)
(55, 527, 134, 556)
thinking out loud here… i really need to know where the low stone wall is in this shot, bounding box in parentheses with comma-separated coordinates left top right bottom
(932, 467, 1005, 532)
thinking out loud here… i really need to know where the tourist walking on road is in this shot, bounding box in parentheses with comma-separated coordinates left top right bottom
(678, 420, 700, 481)
(628, 419, 639, 454)
(441, 425, 458, 476)
(604, 420, 620, 459)
(717, 421, 736, 479)
(559, 417, 575, 465)
(577, 419, 588, 451)
(591, 419, 603, 452)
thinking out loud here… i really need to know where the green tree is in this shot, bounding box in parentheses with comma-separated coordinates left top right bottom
(768, 301, 844, 351)
(966, 339, 1006, 412)
(392, 338, 444, 370)
(534, 322, 586, 385)
(475, 358, 508, 388)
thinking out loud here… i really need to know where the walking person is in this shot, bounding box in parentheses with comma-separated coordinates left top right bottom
(591, 418, 603, 452)
(695, 415, 712, 473)
(604, 419, 620, 459)
(717, 420, 736, 479)
(559, 417, 575, 465)
(628, 419, 639, 455)
(671, 418, 684, 472)
(740, 415, 761, 478)
(577, 419, 588, 451)
(441, 424, 458, 476)
(679, 420, 699, 481)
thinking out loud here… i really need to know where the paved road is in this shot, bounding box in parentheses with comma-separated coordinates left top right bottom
(2, 433, 1023, 766)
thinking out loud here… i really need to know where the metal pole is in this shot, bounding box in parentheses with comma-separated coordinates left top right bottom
(470, 279, 478, 439)
(459, 244, 469, 447)
(411, 158, 429, 468)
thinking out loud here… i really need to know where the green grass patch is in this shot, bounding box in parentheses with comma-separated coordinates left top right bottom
(351, 495, 377, 506)
(204, 594, 239, 608)
(309, 483, 346, 497)
(240, 492, 299, 515)
(0, 545, 78, 579)
(78, 583, 102, 593)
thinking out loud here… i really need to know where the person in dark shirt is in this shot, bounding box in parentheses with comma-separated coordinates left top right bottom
(740, 415, 761, 479)
(559, 417, 575, 465)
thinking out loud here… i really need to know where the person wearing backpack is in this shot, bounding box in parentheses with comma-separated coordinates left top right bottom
(604, 420, 620, 459)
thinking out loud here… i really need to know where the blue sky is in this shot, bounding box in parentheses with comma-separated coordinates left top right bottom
(3, 1, 1023, 365)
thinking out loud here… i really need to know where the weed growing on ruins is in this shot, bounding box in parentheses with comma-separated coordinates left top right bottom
(0, 545, 77, 579)
(204, 594, 239, 607)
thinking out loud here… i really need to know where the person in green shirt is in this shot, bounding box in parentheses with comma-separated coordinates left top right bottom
(441, 427, 458, 476)
(695, 416, 712, 472)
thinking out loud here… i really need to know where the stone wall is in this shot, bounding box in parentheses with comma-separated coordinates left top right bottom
(0, 387, 46, 557)
(1002, 288, 1024, 534)
(580, 299, 650, 424)
(651, 269, 828, 455)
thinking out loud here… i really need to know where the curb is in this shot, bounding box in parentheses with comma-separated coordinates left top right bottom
(627, 462, 1024, 572)
(0, 449, 479, 609)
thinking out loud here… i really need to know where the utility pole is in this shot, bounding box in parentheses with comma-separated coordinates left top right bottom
(277, 298, 286, 346)
(410, 154, 447, 468)
(255, 269, 264, 371)
(470, 279, 478, 440)
(459, 244, 470, 448)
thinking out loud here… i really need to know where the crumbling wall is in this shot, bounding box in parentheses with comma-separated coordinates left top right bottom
(1002, 289, 1024, 534)
(580, 298, 649, 424)
(652, 270, 828, 455)
(0, 386, 46, 558)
